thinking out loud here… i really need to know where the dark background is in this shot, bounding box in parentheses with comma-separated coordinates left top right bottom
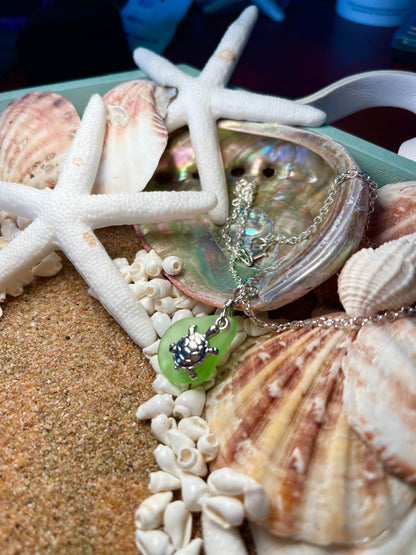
(1, 0, 415, 154)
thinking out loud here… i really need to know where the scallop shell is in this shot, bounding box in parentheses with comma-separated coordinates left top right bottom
(93, 80, 171, 194)
(250, 504, 416, 554)
(204, 325, 416, 547)
(137, 120, 369, 311)
(343, 317, 416, 487)
(0, 91, 80, 189)
(338, 233, 416, 318)
(367, 181, 416, 246)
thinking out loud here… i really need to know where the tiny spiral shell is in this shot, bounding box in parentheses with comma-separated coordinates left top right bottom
(162, 255, 183, 275)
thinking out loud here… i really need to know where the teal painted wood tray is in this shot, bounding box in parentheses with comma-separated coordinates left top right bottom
(1, 65, 415, 187)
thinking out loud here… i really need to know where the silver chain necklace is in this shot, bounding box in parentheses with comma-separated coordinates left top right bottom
(219, 170, 416, 331)
(160, 169, 416, 384)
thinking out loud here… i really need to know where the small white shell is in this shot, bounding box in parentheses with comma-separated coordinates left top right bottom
(163, 500, 192, 550)
(180, 474, 208, 511)
(172, 309, 194, 323)
(140, 296, 156, 315)
(192, 301, 216, 316)
(167, 429, 195, 455)
(162, 255, 183, 275)
(134, 249, 149, 264)
(178, 416, 210, 441)
(152, 374, 184, 397)
(175, 538, 203, 555)
(207, 467, 254, 497)
(151, 312, 172, 337)
(143, 339, 161, 358)
(197, 433, 219, 462)
(216, 349, 231, 368)
(135, 491, 173, 530)
(16, 216, 30, 229)
(153, 444, 183, 478)
(243, 481, 270, 521)
(175, 296, 198, 310)
(135, 528, 174, 555)
(32, 251, 62, 277)
(338, 233, 416, 317)
(146, 278, 172, 299)
(1, 218, 18, 240)
(151, 413, 177, 445)
(154, 296, 177, 314)
(130, 261, 146, 282)
(173, 388, 206, 419)
(130, 278, 148, 299)
(203, 495, 245, 529)
(229, 330, 248, 351)
(145, 249, 163, 278)
(136, 394, 174, 420)
(148, 354, 162, 374)
(177, 447, 208, 476)
(148, 471, 181, 494)
(244, 318, 272, 337)
(201, 512, 247, 555)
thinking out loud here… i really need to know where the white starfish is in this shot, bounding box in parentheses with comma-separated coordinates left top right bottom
(133, 5, 326, 224)
(0, 94, 216, 348)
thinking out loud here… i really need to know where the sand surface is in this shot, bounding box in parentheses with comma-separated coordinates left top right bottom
(0, 226, 157, 554)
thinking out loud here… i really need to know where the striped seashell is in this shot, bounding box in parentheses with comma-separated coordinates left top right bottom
(94, 80, 170, 194)
(0, 91, 79, 189)
(343, 317, 416, 487)
(249, 504, 416, 554)
(367, 181, 416, 246)
(204, 325, 416, 547)
(338, 233, 416, 318)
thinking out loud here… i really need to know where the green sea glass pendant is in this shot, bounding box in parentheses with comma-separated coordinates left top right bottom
(158, 315, 238, 385)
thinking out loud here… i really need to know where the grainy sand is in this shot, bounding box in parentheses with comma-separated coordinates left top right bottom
(0, 226, 157, 554)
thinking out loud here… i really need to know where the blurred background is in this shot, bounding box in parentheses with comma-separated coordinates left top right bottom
(0, 0, 415, 152)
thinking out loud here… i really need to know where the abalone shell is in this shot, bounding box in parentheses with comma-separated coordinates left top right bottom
(137, 121, 368, 310)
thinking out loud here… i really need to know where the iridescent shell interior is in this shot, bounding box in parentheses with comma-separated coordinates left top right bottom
(138, 120, 368, 310)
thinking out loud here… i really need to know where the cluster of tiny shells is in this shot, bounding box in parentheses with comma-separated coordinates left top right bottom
(135, 374, 270, 555)
(107, 248, 271, 377)
(0, 208, 62, 310)
(111, 247, 271, 554)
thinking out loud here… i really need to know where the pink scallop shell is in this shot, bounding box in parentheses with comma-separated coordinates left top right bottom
(0, 91, 80, 189)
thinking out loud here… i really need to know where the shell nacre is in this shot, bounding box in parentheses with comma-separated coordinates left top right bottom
(138, 121, 369, 311)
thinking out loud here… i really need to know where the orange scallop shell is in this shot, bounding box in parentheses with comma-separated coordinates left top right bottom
(343, 317, 416, 487)
(205, 325, 415, 547)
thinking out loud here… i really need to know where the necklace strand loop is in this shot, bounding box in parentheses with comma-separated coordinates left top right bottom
(220, 170, 414, 333)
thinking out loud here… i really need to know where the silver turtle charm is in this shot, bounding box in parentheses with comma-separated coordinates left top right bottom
(169, 323, 219, 380)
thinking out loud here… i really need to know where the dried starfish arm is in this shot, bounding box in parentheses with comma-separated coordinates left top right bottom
(0, 181, 45, 221)
(84, 190, 217, 228)
(0, 94, 217, 347)
(214, 87, 327, 126)
(134, 6, 326, 224)
(57, 221, 158, 348)
(55, 98, 106, 194)
(200, 5, 258, 85)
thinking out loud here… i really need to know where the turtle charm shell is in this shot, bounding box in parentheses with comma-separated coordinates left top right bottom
(158, 315, 238, 385)
(169, 323, 219, 379)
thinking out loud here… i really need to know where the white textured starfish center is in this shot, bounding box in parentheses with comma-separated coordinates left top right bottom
(133, 6, 325, 224)
(0, 94, 217, 348)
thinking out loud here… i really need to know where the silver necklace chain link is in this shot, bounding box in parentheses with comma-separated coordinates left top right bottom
(220, 170, 416, 331)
